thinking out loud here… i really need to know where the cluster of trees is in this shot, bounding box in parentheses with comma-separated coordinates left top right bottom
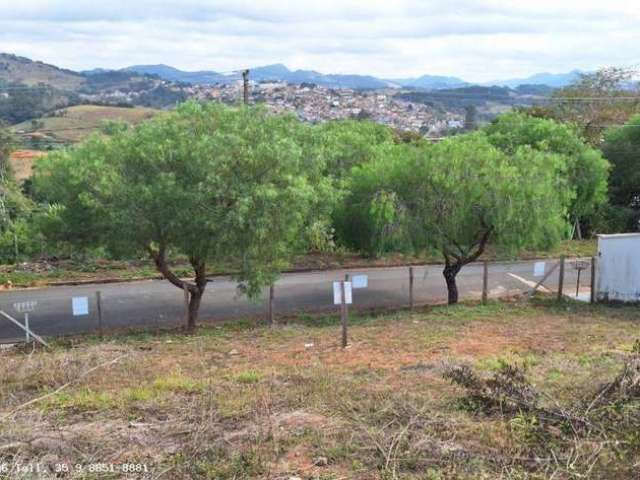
(528, 67, 640, 231)
(0, 86, 634, 327)
(0, 123, 39, 260)
(602, 114, 640, 229)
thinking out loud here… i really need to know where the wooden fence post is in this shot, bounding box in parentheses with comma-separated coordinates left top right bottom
(482, 261, 489, 305)
(590, 256, 597, 304)
(267, 283, 275, 327)
(183, 285, 190, 325)
(340, 281, 348, 348)
(96, 291, 103, 337)
(409, 267, 415, 310)
(557, 255, 566, 301)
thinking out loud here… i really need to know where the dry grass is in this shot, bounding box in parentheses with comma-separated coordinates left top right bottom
(12, 105, 159, 144)
(0, 298, 638, 479)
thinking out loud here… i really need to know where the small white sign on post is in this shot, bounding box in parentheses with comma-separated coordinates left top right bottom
(534, 262, 546, 278)
(333, 281, 353, 305)
(13, 301, 37, 313)
(72, 296, 89, 316)
(352, 274, 368, 289)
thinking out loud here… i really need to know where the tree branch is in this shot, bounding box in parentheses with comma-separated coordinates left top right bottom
(147, 244, 196, 293)
(462, 227, 493, 266)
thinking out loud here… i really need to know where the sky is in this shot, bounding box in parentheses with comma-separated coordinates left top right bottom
(1, 0, 639, 82)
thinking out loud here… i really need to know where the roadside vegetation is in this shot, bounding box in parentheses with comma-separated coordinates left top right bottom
(0, 66, 637, 326)
(1, 298, 639, 479)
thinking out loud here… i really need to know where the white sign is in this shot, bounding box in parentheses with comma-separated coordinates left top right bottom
(534, 262, 546, 278)
(72, 296, 89, 316)
(13, 301, 37, 313)
(333, 281, 353, 305)
(352, 274, 368, 289)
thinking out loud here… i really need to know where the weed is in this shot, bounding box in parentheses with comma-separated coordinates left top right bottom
(235, 370, 262, 385)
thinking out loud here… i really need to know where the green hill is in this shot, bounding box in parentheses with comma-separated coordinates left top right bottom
(0, 53, 85, 90)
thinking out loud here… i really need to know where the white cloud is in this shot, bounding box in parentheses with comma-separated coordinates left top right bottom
(0, 0, 638, 82)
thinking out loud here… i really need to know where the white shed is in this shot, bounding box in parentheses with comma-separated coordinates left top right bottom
(597, 233, 640, 303)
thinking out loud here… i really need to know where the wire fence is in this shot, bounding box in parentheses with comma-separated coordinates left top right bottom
(0, 257, 594, 344)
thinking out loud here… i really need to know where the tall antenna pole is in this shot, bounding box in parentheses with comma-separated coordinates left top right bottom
(242, 69, 250, 105)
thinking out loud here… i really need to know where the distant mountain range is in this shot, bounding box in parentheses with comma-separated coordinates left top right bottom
(102, 63, 583, 90)
(114, 63, 473, 90)
(1, 51, 585, 93)
(488, 70, 584, 89)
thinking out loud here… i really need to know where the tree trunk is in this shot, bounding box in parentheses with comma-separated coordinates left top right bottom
(575, 219, 583, 240)
(187, 287, 204, 331)
(148, 244, 208, 331)
(186, 256, 208, 331)
(443, 263, 462, 305)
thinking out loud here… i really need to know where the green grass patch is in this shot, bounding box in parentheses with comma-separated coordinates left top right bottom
(234, 370, 262, 385)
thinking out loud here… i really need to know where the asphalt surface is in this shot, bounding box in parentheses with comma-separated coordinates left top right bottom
(0, 259, 591, 341)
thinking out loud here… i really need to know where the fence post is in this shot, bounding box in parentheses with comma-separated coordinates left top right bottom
(482, 261, 489, 305)
(183, 285, 190, 326)
(340, 281, 348, 348)
(96, 291, 103, 337)
(24, 313, 30, 343)
(344, 273, 350, 315)
(590, 256, 597, 304)
(409, 267, 414, 310)
(267, 283, 275, 327)
(557, 255, 566, 301)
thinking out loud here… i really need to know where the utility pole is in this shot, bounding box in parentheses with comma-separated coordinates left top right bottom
(242, 69, 250, 105)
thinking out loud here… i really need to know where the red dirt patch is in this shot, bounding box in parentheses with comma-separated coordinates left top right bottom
(449, 316, 567, 358)
(9, 149, 45, 181)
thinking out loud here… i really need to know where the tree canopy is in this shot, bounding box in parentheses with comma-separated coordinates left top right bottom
(484, 111, 609, 236)
(313, 119, 395, 179)
(340, 133, 570, 303)
(34, 102, 319, 328)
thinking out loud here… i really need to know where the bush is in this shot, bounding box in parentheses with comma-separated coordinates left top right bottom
(333, 145, 413, 256)
(588, 203, 639, 234)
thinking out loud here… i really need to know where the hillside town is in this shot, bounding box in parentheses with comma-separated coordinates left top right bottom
(189, 81, 464, 135)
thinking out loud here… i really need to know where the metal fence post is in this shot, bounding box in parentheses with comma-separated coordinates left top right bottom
(24, 313, 30, 343)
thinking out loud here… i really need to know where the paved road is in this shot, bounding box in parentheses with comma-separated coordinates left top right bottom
(0, 259, 590, 341)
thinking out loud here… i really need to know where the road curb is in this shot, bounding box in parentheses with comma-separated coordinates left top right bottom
(2, 255, 590, 291)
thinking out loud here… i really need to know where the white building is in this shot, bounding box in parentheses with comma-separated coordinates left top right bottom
(597, 233, 640, 303)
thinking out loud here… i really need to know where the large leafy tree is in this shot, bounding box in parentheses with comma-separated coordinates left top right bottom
(346, 134, 570, 304)
(484, 112, 609, 238)
(529, 67, 640, 146)
(34, 102, 318, 329)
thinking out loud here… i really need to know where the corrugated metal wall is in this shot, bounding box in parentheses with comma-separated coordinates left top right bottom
(597, 233, 640, 303)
